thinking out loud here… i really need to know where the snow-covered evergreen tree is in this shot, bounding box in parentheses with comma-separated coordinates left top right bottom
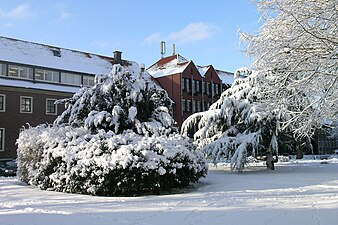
(240, 0, 337, 137)
(17, 64, 207, 196)
(182, 70, 279, 171)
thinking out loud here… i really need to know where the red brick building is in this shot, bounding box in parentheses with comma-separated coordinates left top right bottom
(147, 54, 235, 127)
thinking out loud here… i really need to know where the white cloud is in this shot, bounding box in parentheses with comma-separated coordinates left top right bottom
(90, 39, 121, 52)
(143, 32, 162, 45)
(51, 3, 71, 21)
(59, 11, 71, 20)
(0, 3, 32, 20)
(144, 22, 220, 45)
(168, 22, 220, 43)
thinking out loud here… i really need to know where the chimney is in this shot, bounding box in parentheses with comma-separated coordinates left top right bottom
(113, 51, 122, 64)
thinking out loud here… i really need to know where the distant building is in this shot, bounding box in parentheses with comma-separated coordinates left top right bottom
(0, 36, 133, 159)
(147, 54, 235, 127)
(312, 123, 338, 155)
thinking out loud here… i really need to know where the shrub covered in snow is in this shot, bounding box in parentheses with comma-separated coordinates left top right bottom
(17, 64, 207, 196)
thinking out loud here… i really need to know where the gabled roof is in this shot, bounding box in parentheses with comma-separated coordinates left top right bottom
(216, 69, 235, 84)
(196, 65, 211, 77)
(148, 54, 235, 84)
(147, 54, 190, 78)
(0, 36, 132, 75)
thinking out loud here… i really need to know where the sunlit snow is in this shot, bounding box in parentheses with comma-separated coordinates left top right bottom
(1, 158, 338, 225)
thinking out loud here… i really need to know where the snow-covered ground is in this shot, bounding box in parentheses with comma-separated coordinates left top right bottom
(1, 158, 338, 225)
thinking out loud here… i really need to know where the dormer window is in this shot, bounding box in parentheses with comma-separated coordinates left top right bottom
(49, 47, 61, 57)
(51, 49, 61, 57)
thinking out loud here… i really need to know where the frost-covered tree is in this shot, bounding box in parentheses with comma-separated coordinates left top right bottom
(240, 0, 338, 137)
(182, 71, 279, 171)
(17, 64, 207, 196)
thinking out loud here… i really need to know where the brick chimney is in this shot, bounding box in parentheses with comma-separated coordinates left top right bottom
(113, 51, 122, 64)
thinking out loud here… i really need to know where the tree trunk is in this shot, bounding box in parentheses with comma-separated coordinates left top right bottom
(266, 152, 275, 170)
(296, 144, 303, 159)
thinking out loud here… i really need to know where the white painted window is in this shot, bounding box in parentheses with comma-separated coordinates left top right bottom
(0, 63, 6, 76)
(8, 65, 33, 80)
(46, 99, 57, 115)
(35, 69, 60, 83)
(20, 96, 33, 113)
(0, 128, 4, 151)
(61, 72, 81, 86)
(83, 75, 94, 87)
(0, 94, 5, 112)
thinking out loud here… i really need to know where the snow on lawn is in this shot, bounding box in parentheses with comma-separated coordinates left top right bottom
(1, 159, 338, 225)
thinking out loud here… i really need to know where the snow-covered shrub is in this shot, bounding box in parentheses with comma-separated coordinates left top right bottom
(17, 64, 207, 196)
(182, 71, 279, 171)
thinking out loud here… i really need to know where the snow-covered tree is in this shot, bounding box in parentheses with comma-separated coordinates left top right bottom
(17, 64, 207, 196)
(182, 71, 279, 171)
(240, 0, 337, 137)
(54, 65, 175, 136)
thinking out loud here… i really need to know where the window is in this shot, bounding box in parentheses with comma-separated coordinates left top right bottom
(0, 128, 4, 151)
(187, 100, 191, 112)
(8, 65, 33, 80)
(61, 72, 81, 86)
(0, 94, 5, 112)
(51, 49, 61, 57)
(181, 78, 186, 91)
(0, 63, 6, 76)
(83, 75, 94, 87)
(35, 69, 60, 83)
(20, 96, 33, 113)
(46, 99, 57, 115)
(192, 100, 196, 113)
(214, 83, 220, 96)
(182, 99, 186, 113)
(194, 80, 200, 94)
(196, 100, 201, 112)
(204, 101, 211, 111)
(187, 79, 192, 93)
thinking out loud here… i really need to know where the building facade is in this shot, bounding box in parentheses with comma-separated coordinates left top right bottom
(0, 36, 131, 160)
(312, 125, 338, 155)
(147, 54, 235, 127)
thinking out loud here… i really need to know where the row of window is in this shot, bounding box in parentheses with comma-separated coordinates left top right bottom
(181, 78, 221, 97)
(318, 140, 338, 149)
(182, 99, 212, 113)
(0, 62, 94, 87)
(0, 94, 57, 115)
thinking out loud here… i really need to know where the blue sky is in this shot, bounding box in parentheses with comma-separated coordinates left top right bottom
(0, 0, 261, 72)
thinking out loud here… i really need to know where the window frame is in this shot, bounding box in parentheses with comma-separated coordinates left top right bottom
(61, 72, 82, 86)
(8, 64, 33, 80)
(46, 98, 57, 115)
(187, 100, 191, 112)
(83, 75, 94, 87)
(20, 96, 33, 114)
(0, 63, 7, 76)
(35, 68, 60, 83)
(0, 128, 4, 152)
(0, 94, 5, 112)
